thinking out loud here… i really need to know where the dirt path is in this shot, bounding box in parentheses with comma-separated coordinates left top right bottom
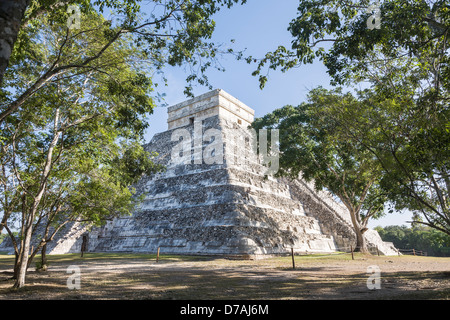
(0, 253, 449, 300)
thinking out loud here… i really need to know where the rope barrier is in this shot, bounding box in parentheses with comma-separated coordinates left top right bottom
(294, 251, 349, 258)
(290, 245, 382, 259)
(290, 246, 427, 258)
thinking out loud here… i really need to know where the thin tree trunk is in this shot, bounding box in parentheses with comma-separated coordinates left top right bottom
(354, 228, 369, 253)
(0, 0, 31, 85)
(13, 216, 33, 288)
(41, 243, 47, 271)
(27, 240, 46, 271)
(13, 109, 60, 288)
(346, 205, 370, 254)
(13, 252, 19, 279)
(13, 204, 26, 281)
(4, 224, 20, 279)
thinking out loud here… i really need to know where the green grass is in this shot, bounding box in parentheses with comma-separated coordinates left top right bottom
(0, 251, 221, 269)
(0, 250, 445, 270)
(0, 250, 447, 266)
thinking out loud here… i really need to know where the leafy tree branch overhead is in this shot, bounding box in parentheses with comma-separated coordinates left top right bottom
(250, 0, 449, 236)
(0, 0, 247, 123)
(0, 9, 167, 289)
(0, 0, 248, 289)
(252, 87, 389, 253)
(249, 0, 450, 89)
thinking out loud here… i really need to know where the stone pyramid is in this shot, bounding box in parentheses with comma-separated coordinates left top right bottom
(0, 89, 397, 257)
(85, 89, 396, 257)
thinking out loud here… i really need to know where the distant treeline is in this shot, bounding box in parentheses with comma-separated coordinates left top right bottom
(375, 225, 450, 257)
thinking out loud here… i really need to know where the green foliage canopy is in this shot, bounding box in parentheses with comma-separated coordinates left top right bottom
(376, 225, 450, 256)
(252, 87, 389, 252)
(0, 8, 165, 288)
(249, 0, 450, 236)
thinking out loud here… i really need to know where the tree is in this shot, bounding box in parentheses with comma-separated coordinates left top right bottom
(0, 0, 141, 85)
(337, 88, 450, 236)
(249, 0, 450, 235)
(252, 87, 388, 253)
(0, 0, 31, 85)
(0, 10, 164, 288)
(250, 0, 449, 87)
(0, 0, 247, 123)
(375, 225, 450, 256)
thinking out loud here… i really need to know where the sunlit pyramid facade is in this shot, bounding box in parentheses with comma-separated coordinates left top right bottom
(1, 89, 397, 257)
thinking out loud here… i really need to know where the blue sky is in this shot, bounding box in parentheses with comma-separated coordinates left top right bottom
(144, 0, 332, 139)
(143, 0, 413, 227)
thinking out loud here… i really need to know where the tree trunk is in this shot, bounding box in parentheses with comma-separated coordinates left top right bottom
(13, 220, 32, 288)
(354, 228, 369, 253)
(13, 252, 19, 279)
(12, 110, 60, 288)
(41, 243, 48, 271)
(346, 206, 370, 253)
(0, 0, 31, 85)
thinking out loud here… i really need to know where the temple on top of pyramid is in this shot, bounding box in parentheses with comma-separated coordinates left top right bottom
(167, 89, 255, 129)
(0, 89, 398, 258)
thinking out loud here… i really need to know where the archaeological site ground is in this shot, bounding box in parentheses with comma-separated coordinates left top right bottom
(0, 252, 449, 300)
(0, 90, 448, 304)
(0, 90, 398, 258)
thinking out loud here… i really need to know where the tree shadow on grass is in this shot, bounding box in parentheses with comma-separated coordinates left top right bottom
(1, 259, 448, 300)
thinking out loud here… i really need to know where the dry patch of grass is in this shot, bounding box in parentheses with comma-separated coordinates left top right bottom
(0, 252, 449, 300)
